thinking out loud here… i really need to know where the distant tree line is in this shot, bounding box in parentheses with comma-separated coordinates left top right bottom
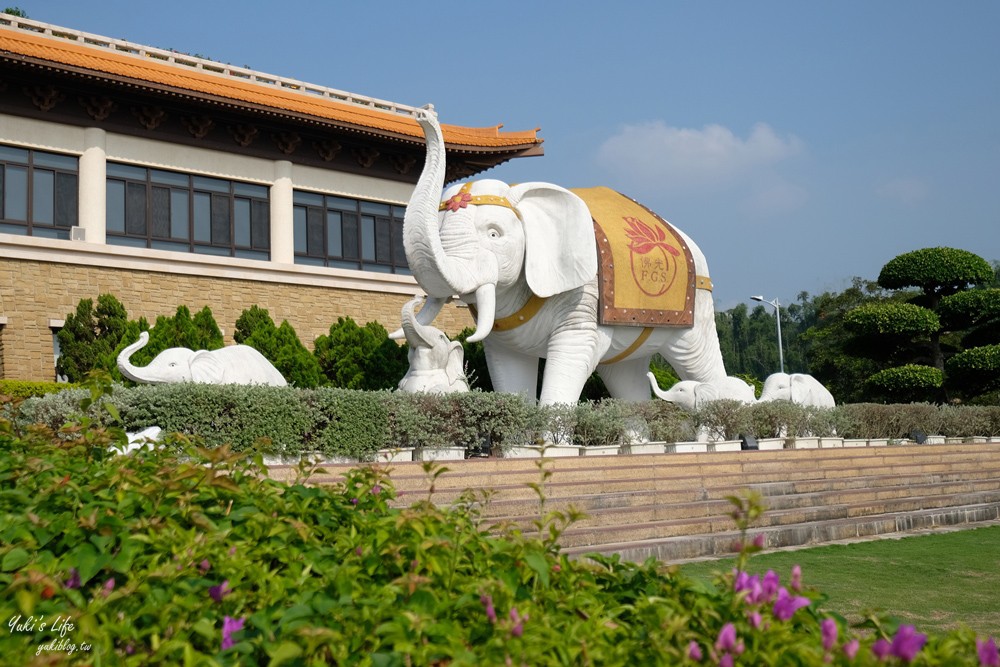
(716, 248, 1000, 405)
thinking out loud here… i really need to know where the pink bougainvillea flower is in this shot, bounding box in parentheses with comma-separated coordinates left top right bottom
(715, 623, 740, 653)
(221, 616, 245, 651)
(686, 640, 703, 661)
(371, 485, 382, 495)
(350, 497, 359, 505)
(872, 638, 891, 660)
(890, 625, 927, 663)
(978, 636, 1000, 667)
(791, 564, 802, 590)
(761, 570, 781, 601)
(102, 577, 116, 597)
(228, 546, 237, 556)
(772, 587, 810, 621)
(748, 611, 763, 630)
(719, 654, 734, 667)
(199, 559, 211, 573)
(752, 533, 766, 549)
(65, 568, 80, 590)
(843, 639, 860, 660)
(480, 594, 497, 624)
(821, 618, 838, 651)
(509, 607, 527, 637)
(209, 579, 231, 603)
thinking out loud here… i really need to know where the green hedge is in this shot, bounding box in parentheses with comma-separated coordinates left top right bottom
(0, 379, 76, 400)
(11, 384, 1000, 456)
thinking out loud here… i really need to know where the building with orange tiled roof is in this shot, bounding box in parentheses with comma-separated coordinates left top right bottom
(0, 15, 543, 381)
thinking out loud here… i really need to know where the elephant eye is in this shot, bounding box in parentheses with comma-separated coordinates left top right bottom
(487, 226, 502, 239)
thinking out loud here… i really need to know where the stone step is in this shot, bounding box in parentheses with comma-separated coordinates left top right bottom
(549, 490, 1000, 549)
(480, 477, 1000, 526)
(561, 503, 1000, 563)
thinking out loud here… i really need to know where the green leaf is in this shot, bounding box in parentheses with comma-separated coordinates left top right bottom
(524, 550, 550, 587)
(2, 547, 30, 571)
(267, 642, 304, 666)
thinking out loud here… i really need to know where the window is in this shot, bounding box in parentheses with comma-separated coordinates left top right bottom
(293, 191, 408, 274)
(0, 145, 79, 239)
(106, 164, 270, 260)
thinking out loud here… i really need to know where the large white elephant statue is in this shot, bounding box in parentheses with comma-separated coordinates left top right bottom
(397, 297, 469, 394)
(396, 107, 728, 405)
(647, 373, 756, 411)
(758, 372, 835, 408)
(117, 331, 287, 386)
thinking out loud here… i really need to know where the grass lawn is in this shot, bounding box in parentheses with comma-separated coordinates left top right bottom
(679, 525, 1000, 637)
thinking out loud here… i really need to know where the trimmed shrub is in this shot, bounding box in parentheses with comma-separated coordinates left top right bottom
(235, 306, 324, 388)
(695, 399, 751, 441)
(0, 379, 76, 400)
(877, 246, 994, 294)
(314, 316, 406, 391)
(946, 344, 1000, 393)
(55, 294, 132, 382)
(844, 302, 939, 338)
(865, 364, 944, 403)
(572, 399, 629, 447)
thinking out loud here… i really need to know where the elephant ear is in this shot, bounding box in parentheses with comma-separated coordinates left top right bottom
(509, 182, 597, 298)
(190, 350, 225, 384)
(695, 383, 720, 406)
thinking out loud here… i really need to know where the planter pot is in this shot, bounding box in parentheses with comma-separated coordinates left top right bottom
(867, 438, 889, 447)
(945, 437, 965, 444)
(842, 439, 867, 448)
(923, 435, 946, 444)
(580, 445, 620, 456)
(414, 446, 466, 462)
(968, 436, 988, 443)
(708, 440, 742, 453)
(665, 442, 708, 454)
(790, 437, 820, 450)
(620, 442, 666, 455)
(544, 444, 586, 457)
(504, 445, 543, 459)
(376, 448, 414, 463)
(757, 438, 787, 451)
(988, 437, 1000, 444)
(819, 437, 844, 449)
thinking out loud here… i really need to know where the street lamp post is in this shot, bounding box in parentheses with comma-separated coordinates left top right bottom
(751, 295, 785, 374)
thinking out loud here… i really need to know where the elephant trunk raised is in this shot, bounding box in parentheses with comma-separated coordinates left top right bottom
(402, 107, 497, 343)
(397, 298, 469, 394)
(117, 331, 156, 384)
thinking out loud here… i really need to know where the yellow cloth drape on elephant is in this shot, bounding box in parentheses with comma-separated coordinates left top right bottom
(571, 186, 697, 328)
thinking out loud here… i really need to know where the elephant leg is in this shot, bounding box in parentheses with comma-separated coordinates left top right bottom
(538, 334, 600, 406)
(484, 342, 539, 401)
(597, 356, 655, 401)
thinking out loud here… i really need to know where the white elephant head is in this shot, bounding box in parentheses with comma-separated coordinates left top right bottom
(397, 297, 469, 394)
(648, 373, 756, 411)
(403, 107, 596, 344)
(759, 372, 835, 408)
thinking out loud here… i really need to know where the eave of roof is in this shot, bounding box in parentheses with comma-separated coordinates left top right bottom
(0, 21, 542, 153)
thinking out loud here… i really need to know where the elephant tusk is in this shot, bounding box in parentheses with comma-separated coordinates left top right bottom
(465, 284, 496, 343)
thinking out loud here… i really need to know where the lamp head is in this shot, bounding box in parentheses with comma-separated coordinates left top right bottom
(751, 295, 764, 302)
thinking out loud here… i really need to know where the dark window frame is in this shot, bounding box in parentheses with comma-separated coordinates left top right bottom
(106, 163, 270, 261)
(0, 145, 79, 240)
(293, 191, 409, 274)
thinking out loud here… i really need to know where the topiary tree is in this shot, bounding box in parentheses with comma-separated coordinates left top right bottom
(840, 247, 996, 402)
(235, 306, 323, 388)
(132, 305, 224, 368)
(314, 316, 407, 391)
(56, 294, 132, 382)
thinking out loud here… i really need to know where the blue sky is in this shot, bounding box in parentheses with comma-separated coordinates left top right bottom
(27, 1, 1000, 310)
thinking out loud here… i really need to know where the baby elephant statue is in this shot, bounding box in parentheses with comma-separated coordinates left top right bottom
(758, 372, 835, 408)
(397, 297, 470, 394)
(118, 331, 287, 386)
(647, 372, 756, 411)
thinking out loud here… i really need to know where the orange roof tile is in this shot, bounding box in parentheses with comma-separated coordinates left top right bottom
(0, 25, 541, 151)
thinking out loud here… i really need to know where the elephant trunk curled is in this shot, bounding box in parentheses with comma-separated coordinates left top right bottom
(117, 331, 153, 384)
(402, 107, 497, 342)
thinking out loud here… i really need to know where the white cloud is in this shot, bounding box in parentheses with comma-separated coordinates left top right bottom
(876, 178, 928, 206)
(596, 120, 804, 192)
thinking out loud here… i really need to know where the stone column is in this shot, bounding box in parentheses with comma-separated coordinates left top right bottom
(77, 127, 107, 244)
(270, 160, 294, 264)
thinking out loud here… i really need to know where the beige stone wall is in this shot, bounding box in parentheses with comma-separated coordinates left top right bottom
(0, 258, 474, 381)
